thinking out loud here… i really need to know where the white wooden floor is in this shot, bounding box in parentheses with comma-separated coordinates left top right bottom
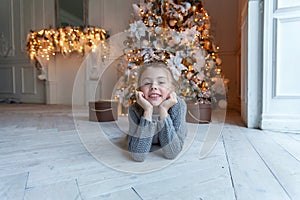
(0, 104, 299, 200)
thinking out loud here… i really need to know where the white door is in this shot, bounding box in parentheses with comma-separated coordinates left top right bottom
(0, 0, 55, 104)
(261, 0, 300, 132)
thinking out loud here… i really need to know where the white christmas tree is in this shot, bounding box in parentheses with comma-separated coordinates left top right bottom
(115, 0, 227, 110)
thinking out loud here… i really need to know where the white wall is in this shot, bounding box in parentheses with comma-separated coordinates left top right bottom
(88, 0, 138, 35)
(261, 0, 300, 132)
(205, 0, 240, 111)
(240, 1, 249, 126)
(44, 0, 138, 105)
(240, 0, 264, 128)
(46, 54, 85, 105)
(86, 0, 138, 103)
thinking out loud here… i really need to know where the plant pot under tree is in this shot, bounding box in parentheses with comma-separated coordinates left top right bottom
(185, 101, 211, 123)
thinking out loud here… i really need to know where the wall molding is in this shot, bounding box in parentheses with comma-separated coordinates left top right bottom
(46, 80, 57, 104)
(21, 66, 37, 94)
(19, 0, 34, 53)
(273, 18, 300, 98)
(0, 66, 16, 94)
(277, 0, 300, 10)
(20, 0, 25, 52)
(274, 6, 300, 18)
(0, 0, 16, 57)
(42, 0, 46, 27)
(10, 0, 15, 56)
(32, 0, 36, 29)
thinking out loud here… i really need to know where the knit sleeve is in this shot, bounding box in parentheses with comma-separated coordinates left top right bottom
(157, 97, 188, 159)
(127, 104, 157, 162)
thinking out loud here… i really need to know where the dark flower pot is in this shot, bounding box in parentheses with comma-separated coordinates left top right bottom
(185, 101, 211, 123)
(89, 100, 118, 122)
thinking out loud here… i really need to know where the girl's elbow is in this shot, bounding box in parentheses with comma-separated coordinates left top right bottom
(131, 152, 147, 162)
(164, 153, 178, 160)
(163, 146, 183, 160)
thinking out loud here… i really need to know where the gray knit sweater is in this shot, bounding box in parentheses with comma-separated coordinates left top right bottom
(127, 97, 188, 162)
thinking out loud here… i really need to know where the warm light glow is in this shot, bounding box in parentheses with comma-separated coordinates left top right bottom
(27, 26, 108, 61)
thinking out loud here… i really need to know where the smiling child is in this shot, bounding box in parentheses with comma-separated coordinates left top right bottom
(127, 62, 188, 162)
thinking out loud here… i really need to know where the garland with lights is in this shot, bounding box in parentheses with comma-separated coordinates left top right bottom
(115, 0, 227, 108)
(27, 26, 108, 61)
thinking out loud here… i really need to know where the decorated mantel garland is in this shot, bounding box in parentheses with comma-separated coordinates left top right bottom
(26, 26, 108, 80)
(27, 26, 108, 61)
(115, 0, 227, 108)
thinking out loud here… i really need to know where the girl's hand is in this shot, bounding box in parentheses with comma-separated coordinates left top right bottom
(159, 92, 177, 119)
(136, 91, 153, 112)
(136, 91, 153, 121)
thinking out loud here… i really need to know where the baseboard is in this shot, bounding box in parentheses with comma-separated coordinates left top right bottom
(260, 114, 300, 133)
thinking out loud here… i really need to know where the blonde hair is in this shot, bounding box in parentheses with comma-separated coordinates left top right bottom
(136, 62, 179, 91)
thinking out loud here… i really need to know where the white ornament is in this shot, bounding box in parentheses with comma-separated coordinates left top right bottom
(218, 99, 227, 109)
(38, 74, 46, 81)
(155, 27, 163, 34)
(192, 49, 206, 71)
(132, 4, 140, 17)
(174, 36, 181, 44)
(142, 40, 149, 47)
(129, 20, 147, 40)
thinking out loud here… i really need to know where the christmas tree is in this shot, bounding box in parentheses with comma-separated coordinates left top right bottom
(115, 0, 226, 109)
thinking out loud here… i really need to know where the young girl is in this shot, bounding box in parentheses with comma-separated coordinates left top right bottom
(127, 62, 188, 162)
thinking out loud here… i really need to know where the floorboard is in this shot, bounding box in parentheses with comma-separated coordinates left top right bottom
(222, 126, 290, 200)
(264, 130, 300, 162)
(77, 141, 228, 198)
(0, 173, 28, 200)
(245, 128, 300, 199)
(24, 180, 81, 200)
(133, 166, 235, 200)
(90, 188, 142, 200)
(0, 105, 299, 199)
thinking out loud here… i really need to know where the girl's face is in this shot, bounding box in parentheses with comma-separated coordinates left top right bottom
(139, 67, 173, 107)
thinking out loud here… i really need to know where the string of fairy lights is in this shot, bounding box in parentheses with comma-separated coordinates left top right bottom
(27, 26, 108, 61)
